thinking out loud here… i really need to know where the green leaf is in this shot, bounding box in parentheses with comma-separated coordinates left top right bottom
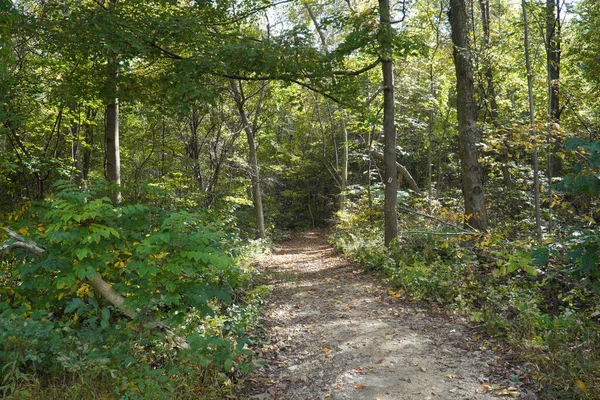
(74, 247, 92, 260)
(531, 247, 549, 265)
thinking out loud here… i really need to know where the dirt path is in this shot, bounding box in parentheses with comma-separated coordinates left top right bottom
(243, 230, 527, 400)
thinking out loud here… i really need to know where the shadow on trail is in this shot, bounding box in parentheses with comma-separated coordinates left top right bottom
(243, 230, 515, 400)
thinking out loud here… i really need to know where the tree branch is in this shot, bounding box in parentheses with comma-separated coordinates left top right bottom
(396, 207, 472, 233)
(370, 150, 421, 194)
(1, 228, 189, 349)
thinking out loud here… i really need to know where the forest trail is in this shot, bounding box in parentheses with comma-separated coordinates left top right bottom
(243, 229, 523, 400)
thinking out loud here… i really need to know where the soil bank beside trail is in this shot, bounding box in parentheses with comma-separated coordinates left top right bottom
(243, 229, 526, 400)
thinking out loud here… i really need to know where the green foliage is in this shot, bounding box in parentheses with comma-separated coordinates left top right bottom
(530, 139, 600, 285)
(332, 198, 600, 398)
(1, 180, 266, 398)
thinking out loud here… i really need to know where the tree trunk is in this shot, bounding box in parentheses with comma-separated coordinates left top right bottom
(82, 108, 95, 181)
(105, 0, 121, 203)
(546, 0, 562, 178)
(449, 0, 487, 230)
(230, 80, 266, 239)
(370, 150, 421, 194)
(69, 103, 84, 185)
(478, 0, 513, 190)
(306, 5, 349, 213)
(523, 0, 542, 243)
(478, 0, 498, 122)
(379, 0, 398, 247)
(340, 116, 348, 211)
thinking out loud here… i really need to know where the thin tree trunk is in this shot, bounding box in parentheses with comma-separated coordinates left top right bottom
(523, 0, 542, 243)
(306, 5, 349, 212)
(546, 0, 561, 178)
(449, 0, 487, 230)
(379, 0, 398, 247)
(478, 0, 512, 189)
(105, 0, 121, 203)
(478, 0, 498, 121)
(230, 80, 266, 239)
(370, 150, 420, 194)
(340, 116, 348, 211)
(69, 103, 84, 184)
(82, 108, 95, 182)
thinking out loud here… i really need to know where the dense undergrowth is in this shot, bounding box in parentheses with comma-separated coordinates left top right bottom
(0, 181, 271, 399)
(331, 189, 600, 400)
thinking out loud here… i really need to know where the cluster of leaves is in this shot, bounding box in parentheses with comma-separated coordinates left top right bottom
(0, 180, 267, 399)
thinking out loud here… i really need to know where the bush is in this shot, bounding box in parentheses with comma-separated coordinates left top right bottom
(331, 207, 600, 399)
(0, 180, 266, 398)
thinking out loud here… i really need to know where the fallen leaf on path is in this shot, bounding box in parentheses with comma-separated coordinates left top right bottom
(322, 347, 332, 355)
(354, 366, 368, 374)
(495, 387, 520, 397)
(449, 388, 457, 393)
(419, 366, 427, 372)
(375, 359, 384, 364)
(355, 384, 366, 389)
(445, 373, 455, 379)
(476, 382, 493, 393)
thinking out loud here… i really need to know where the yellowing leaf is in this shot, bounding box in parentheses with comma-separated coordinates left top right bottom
(576, 380, 586, 390)
(476, 382, 492, 393)
(355, 384, 366, 389)
(76, 284, 89, 297)
(495, 387, 520, 397)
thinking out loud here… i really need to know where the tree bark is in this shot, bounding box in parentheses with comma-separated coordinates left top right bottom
(478, 0, 498, 122)
(370, 150, 421, 194)
(449, 0, 488, 230)
(523, 0, 542, 243)
(546, 0, 562, 178)
(105, 0, 121, 203)
(478, 0, 513, 190)
(229, 80, 266, 239)
(340, 116, 348, 211)
(378, 0, 398, 247)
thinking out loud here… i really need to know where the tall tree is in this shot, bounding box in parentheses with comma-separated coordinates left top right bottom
(105, 0, 121, 203)
(449, 0, 487, 230)
(379, 0, 398, 247)
(546, 0, 562, 179)
(478, 0, 498, 122)
(522, 0, 543, 243)
(230, 79, 267, 239)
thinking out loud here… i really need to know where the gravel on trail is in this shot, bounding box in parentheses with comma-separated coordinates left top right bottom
(242, 229, 533, 400)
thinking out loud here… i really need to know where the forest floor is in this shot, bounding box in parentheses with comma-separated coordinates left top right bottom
(242, 229, 536, 400)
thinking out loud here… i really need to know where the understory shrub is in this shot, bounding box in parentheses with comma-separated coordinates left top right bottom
(331, 215, 600, 399)
(0, 180, 268, 399)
